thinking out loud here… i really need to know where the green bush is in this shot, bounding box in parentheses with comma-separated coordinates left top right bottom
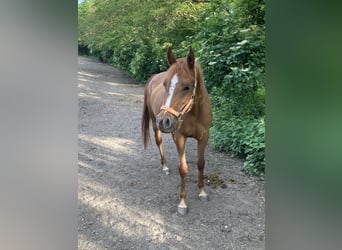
(194, 0, 265, 174)
(210, 117, 265, 175)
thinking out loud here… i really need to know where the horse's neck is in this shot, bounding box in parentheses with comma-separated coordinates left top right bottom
(194, 65, 205, 102)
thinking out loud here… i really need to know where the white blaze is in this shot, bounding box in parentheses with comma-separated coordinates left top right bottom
(165, 74, 178, 107)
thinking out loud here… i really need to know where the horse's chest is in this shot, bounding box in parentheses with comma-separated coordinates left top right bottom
(178, 117, 206, 140)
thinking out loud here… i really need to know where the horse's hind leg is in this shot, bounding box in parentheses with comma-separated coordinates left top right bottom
(197, 133, 209, 201)
(152, 121, 169, 175)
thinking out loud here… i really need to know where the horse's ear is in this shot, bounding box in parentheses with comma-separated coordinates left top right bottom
(167, 47, 176, 66)
(187, 47, 195, 69)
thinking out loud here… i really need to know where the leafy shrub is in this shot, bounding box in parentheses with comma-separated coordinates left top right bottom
(195, 0, 265, 174)
(210, 116, 265, 175)
(242, 118, 265, 175)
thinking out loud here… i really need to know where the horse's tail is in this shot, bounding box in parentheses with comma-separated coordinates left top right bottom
(141, 87, 151, 149)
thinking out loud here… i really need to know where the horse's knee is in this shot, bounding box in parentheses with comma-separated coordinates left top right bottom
(179, 163, 188, 176)
(155, 136, 162, 146)
(154, 131, 162, 145)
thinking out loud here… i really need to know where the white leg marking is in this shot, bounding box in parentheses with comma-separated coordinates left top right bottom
(177, 199, 188, 215)
(165, 74, 178, 107)
(199, 189, 207, 197)
(178, 199, 187, 209)
(199, 189, 208, 202)
(162, 165, 169, 175)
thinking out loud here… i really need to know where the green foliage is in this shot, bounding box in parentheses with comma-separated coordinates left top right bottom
(193, 0, 265, 118)
(78, 0, 265, 175)
(194, 0, 265, 174)
(210, 117, 265, 175)
(78, 0, 201, 81)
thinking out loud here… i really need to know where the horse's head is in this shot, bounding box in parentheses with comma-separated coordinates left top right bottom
(156, 47, 197, 133)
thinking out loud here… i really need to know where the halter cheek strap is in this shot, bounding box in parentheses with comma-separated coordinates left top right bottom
(160, 68, 197, 119)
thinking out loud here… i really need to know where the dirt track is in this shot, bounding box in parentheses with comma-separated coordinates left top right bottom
(78, 56, 265, 250)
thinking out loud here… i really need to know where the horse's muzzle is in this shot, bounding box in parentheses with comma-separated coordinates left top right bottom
(156, 115, 177, 133)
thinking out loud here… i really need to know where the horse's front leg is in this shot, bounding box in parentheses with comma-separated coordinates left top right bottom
(173, 132, 188, 215)
(152, 117, 169, 175)
(197, 132, 209, 201)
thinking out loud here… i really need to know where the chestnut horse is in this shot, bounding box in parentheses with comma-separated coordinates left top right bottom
(141, 47, 212, 215)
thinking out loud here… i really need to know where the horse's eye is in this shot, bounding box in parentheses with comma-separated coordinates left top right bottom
(183, 85, 190, 91)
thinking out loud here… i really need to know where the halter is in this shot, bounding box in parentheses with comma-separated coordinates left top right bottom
(160, 68, 197, 119)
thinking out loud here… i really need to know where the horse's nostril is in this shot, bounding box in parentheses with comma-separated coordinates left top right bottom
(163, 118, 171, 129)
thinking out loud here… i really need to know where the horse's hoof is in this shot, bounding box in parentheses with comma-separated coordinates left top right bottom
(177, 205, 188, 216)
(199, 194, 209, 202)
(162, 166, 170, 175)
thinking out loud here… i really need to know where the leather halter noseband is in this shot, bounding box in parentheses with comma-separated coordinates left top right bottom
(160, 69, 197, 119)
